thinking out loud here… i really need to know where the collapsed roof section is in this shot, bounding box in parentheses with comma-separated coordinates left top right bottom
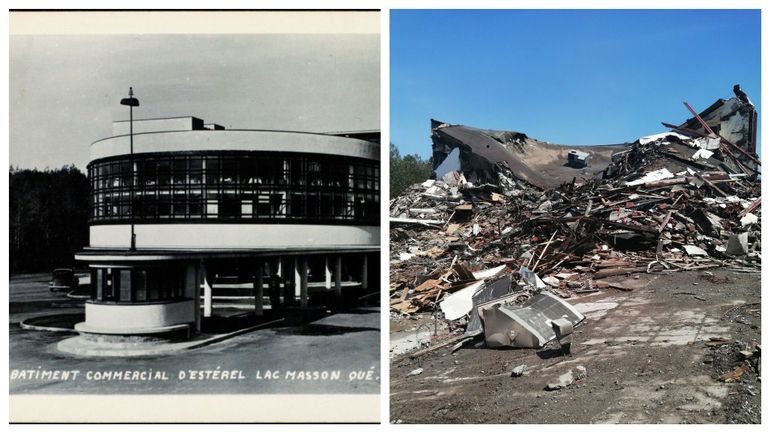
(430, 119, 626, 189)
(671, 91, 758, 171)
(430, 88, 759, 190)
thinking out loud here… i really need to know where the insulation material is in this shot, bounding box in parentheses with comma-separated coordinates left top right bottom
(692, 148, 715, 160)
(434, 147, 462, 179)
(472, 264, 507, 281)
(439, 281, 484, 321)
(683, 245, 708, 256)
(694, 136, 722, 150)
(625, 168, 674, 186)
(638, 132, 690, 145)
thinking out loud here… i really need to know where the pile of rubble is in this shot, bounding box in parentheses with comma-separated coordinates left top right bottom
(390, 91, 760, 350)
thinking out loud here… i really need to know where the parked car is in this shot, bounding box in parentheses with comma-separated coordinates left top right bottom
(49, 268, 77, 292)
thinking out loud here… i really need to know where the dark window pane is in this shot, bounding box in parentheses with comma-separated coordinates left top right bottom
(189, 193, 202, 217)
(134, 270, 147, 301)
(158, 159, 171, 186)
(95, 269, 103, 300)
(173, 193, 187, 216)
(241, 159, 257, 185)
(173, 158, 187, 185)
(222, 158, 238, 185)
(221, 194, 239, 218)
(158, 200, 171, 217)
(147, 269, 160, 301)
(119, 270, 132, 302)
(142, 159, 157, 186)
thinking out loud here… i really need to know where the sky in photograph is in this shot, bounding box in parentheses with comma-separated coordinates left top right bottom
(10, 33, 379, 170)
(391, 9, 761, 159)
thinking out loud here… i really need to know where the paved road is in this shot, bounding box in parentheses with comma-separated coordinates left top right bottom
(9, 272, 88, 304)
(9, 273, 380, 395)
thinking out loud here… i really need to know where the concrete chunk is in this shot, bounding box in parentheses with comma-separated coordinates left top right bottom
(726, 232, 749, 256)
(740, 212, 758, 227)
(575, 365, 587, 380)
(546, 370, 575, 391)
(683, 245, 708, 256)
(407, 367, 423, 377)
(511, 364, 526, 377)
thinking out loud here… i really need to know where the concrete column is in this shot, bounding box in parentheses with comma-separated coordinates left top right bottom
(190, 262, 201, 333)
(299, 256, 309, 308)
(361, 254, 368, 290)
(268, 259, 281, 311)
(254, 260, 264, 317)
(294, 256, 301, 298)
(202, 261, 212, 318)
(325, 256, 332, 289)
(282, 257, 293, 305)
(335, 255, 342, 297)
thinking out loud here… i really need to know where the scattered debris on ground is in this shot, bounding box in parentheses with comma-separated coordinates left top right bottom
(390, 88, 760, 424)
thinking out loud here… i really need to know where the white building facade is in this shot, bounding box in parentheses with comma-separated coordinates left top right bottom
(75, 117, 380, 336)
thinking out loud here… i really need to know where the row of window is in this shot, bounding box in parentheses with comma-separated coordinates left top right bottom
(92, 267, 186, 303)
(88, 152, 380, 225)
(92, 192, 378, 220)
(90, 154, 378, 190)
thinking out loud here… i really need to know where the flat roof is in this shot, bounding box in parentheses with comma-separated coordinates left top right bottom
(76, 246, 380, 262)
(93, 128, 382, 146)
(113, 115, 203, 123)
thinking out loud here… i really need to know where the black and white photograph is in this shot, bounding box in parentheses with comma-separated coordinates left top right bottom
(8, 10, 380, 423)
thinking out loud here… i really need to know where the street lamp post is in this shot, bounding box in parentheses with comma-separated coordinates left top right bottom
(120, 87, 140, 251)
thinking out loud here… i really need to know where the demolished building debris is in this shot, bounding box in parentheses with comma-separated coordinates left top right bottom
(479, 291, 584, 349)
(390, 88, 760, 355)
(567, 149, 590, 168)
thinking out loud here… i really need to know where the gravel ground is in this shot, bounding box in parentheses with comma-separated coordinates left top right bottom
(390, 268, 760, 424)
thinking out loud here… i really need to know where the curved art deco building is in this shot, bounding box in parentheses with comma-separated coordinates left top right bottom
(75, 116, 379, 336)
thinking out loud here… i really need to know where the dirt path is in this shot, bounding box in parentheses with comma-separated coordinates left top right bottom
(390, 269, 760, 424)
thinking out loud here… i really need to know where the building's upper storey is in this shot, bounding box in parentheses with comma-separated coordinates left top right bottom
(92, 116, 379, 161)
(88, 117, 380, 226)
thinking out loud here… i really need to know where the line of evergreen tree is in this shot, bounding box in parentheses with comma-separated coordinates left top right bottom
(390, 143, 433, 199)
(9, 165, 90, 274)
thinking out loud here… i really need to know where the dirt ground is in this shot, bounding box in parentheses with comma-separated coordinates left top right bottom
(390, 268, 760, 424)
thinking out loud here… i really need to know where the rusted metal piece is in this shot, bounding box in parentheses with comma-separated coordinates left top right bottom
(683, 101, 718, 137)
(532, 231, 558, 272)
(662, 121, 761, 168)
(739, 197, 761, 217)
(721, 362, 750, 383)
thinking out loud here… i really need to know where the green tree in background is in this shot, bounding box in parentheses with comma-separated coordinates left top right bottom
(9, 165, 90, 274)
(390, 143, 433, 199)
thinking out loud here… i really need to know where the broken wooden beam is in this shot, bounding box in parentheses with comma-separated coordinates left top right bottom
(593, 266, 649, 279)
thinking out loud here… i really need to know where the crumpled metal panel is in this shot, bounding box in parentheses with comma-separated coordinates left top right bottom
(464, 276, 514, 337)
(479, 291, 585, 348)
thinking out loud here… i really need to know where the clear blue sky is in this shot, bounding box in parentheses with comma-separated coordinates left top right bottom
(391, 9, 761, 159)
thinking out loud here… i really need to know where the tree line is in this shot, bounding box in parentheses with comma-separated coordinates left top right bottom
(9, 165, 90, 274)
(390, 143, 433, 199)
